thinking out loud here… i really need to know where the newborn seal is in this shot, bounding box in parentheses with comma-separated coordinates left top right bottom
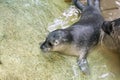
(40, 0, 104, 74)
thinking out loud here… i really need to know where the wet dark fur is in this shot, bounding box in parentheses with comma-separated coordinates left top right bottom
(40, 0, 104, 74)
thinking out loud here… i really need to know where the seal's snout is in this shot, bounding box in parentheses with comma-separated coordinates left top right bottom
(40, 42, 51, 52)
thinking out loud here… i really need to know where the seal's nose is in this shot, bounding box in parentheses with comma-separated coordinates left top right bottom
(40, 44, 50, 52)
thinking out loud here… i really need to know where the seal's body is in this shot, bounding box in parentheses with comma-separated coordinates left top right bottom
(40, 0, 104, 74)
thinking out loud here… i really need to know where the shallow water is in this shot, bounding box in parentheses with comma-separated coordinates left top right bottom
(0, 0, 120, 80)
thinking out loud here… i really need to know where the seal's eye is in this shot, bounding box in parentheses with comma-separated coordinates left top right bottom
(54, 40, 59, 46)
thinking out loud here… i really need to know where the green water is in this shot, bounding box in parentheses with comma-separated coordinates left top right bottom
(0, 0, 120, 80)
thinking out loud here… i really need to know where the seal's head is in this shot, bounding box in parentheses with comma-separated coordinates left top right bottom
(40, 29, 71, 52)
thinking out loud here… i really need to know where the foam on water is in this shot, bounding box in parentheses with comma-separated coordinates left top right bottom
(47, 6, 79, 32)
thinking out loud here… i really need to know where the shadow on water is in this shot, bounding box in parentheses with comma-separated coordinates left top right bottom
(0, 0, 120, 80)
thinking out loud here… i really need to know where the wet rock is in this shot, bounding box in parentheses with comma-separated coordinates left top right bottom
(101, 0, 118, 11)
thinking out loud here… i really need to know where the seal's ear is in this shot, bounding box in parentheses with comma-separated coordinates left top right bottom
(102, 21, 113, 35)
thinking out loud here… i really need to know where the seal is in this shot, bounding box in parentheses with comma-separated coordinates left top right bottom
(102, 18, 120, 52)
(40, 0, 104, 75)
